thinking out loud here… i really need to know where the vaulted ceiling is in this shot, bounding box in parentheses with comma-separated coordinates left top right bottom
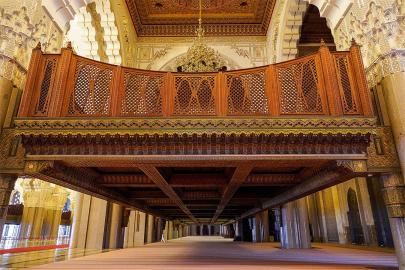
(125, 0, 277, 36)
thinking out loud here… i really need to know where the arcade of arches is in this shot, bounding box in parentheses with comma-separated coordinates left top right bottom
(0, 0, 405, 269)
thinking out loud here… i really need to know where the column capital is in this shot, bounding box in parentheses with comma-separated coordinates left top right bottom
(381, 173, 405, 218)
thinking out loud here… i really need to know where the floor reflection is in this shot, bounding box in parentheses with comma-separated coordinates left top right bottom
(0, 248, 113, 269)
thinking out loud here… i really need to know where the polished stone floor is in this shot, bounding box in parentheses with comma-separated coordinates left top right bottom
(0, 236, 398, 270)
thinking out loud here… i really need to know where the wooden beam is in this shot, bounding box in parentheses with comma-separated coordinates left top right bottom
(239, 161, 366, 220)
(139, 165, 199, 223)
(169, 174, 227, 187)
(211, 164, 253, 223)
(23, 161, 164, 217)
(99, 173, 297, 187)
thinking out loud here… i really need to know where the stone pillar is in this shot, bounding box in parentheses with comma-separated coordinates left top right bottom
(381, 72, 405, 176)
(0, 78, 13, 132)
(19, 179, 53, 240)
(0, 174, 17, 241)
(146, 214, 153, 243)
(134, 211, 146, 246)
(69, 193, 107, 249)
(235, 220, 243, 240)
(381, 173, 405, 270)
(108, 203, 122, 249)
(280, 198, 311, 249)
(190, 224, 197, 236)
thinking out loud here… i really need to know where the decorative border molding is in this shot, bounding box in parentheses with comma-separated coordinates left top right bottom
(14, 117, 377, 136)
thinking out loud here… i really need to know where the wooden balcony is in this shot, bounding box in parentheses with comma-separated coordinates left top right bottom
(18, 42, 373, 119)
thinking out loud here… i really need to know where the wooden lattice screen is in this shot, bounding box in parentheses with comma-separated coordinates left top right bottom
(226, 68, 269, 115)
(120, 70, 164, 116)
(33, 57, 57, 116)
(334, 54, 361, 114)
(173, 75, 216, 115)
(68, 61, 113, 116)
(276, 56, 325, 114)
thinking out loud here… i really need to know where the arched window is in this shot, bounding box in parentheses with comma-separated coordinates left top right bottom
(9, 191, 21, 205)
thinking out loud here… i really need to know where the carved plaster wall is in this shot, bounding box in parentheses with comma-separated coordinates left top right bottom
(67, 1, 121, 65)
(15, 178, 70, 210)
(334, 0, 405, 87)
(41, 0, 95, 31)
(0, 0, 63, 89)
(267, 0, 405, 87)
(134, 36, 268, 71)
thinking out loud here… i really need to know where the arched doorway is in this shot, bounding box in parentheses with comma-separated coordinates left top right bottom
(347, 188, 364, 245)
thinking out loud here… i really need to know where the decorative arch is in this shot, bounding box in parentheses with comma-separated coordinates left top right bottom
(267, 0, 352, 63)
(42, 0, 96, 31)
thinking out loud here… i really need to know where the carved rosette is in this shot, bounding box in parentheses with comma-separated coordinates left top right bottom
(381, 173, 405, 218)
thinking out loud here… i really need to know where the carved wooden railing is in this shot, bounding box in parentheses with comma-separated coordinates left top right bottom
(18, 42, 373, 118)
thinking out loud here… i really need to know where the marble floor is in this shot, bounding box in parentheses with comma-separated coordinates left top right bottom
(0, 236, 398, 270)
(0, 248, 110, 270)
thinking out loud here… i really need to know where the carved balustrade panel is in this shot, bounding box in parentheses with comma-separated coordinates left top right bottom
(225, 68, 269, 115)
(67, 58, 114, 116)
(120, 69, 165, 116)
(32, 55, 58, 116)
(332, 52, 362, 115)
(19, 44, 373, 119)
(173, 74, 217, 116)
(275, 55, 327, 115)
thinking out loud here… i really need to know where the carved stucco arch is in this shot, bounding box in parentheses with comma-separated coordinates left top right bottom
(268, 0, 352, 63)
(42, 0, 96, 31)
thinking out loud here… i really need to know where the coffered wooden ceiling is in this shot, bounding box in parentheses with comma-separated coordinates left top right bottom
(125, 0, 277, 36)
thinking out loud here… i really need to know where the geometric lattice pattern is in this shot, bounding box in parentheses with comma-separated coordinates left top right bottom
(173, 75, 216, 115)
(335, 55, 359, 114)
(226, 69, 269, 115)
(277, 57, 324, 114)
(34, 58, 57, 116)
(68, 62, 113, 116)
(121, 71, 164, 116)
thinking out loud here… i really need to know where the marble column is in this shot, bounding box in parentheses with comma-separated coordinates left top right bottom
(281, 198, 311, 249)
(108, 203, 123, 249)
(381, 173, 405, 270)
(69, 193, 107, 249)
(146, 214, 154, 243)
(19, 179, 53, 240)
(134, 211, 146, 245)
(0, 174, 17, 241)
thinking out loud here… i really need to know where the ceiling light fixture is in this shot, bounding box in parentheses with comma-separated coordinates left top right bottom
(176, 0, 226, 72)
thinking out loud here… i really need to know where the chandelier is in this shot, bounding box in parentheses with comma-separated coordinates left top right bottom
(176, 0, 226, 72)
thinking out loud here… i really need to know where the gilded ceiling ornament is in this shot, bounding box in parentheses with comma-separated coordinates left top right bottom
(175, 0, 225, 72)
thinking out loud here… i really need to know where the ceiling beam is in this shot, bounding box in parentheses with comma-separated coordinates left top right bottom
(138, 165, 199, 223)
(211, 164, 253, 223)
(23, 161, 164, 218)
(99, 173, 298, 187)
(239, 161, 366, 220)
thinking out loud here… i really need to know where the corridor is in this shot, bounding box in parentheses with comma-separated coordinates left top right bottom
(17, 236, 398, 270)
